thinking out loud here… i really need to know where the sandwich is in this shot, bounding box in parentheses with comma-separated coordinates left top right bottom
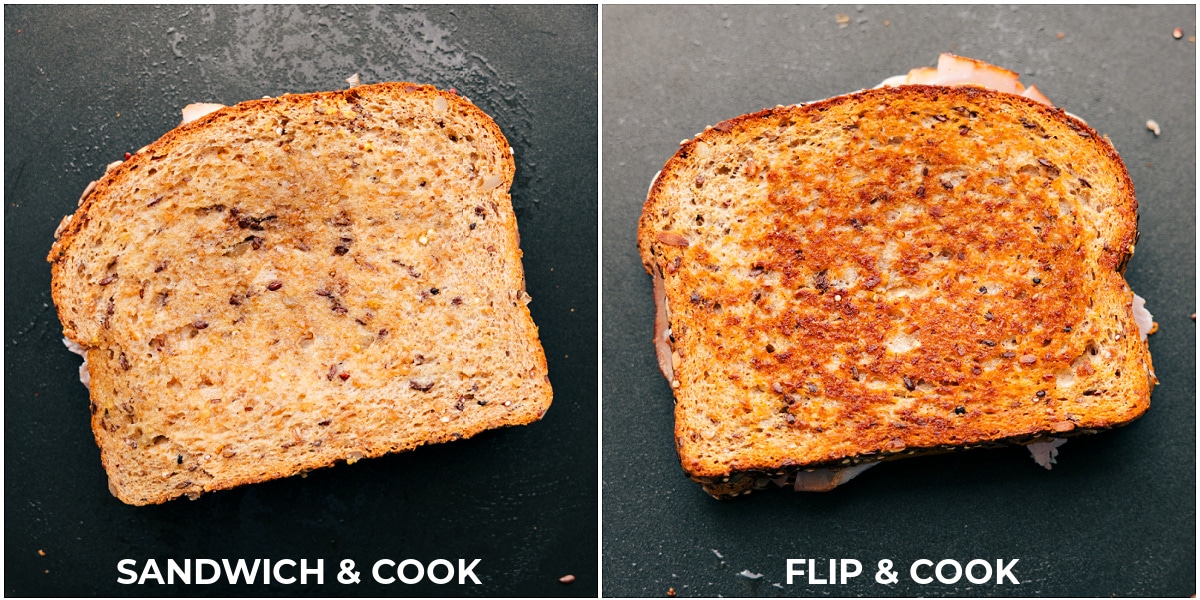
(638, 55, 1155, 498)
(49, 82, 553, 505)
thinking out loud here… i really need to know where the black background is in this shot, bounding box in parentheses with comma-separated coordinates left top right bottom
(603, 5, 1195, 597)
(6, 5, 596, 597)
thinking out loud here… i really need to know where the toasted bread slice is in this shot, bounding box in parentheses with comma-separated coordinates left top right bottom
(639, 85, 1153, 498)
(49, 82, 552, 505)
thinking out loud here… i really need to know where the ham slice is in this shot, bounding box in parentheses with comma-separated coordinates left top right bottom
(1021, 84, 1053, 106)
(878, 53, 1055, 107)
(180, 102, 226, 125)
(933, 53, 1022, 94)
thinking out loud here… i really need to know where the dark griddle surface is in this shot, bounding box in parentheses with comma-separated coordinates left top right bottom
(603, 5, 1194, 597)
(6, 5, 597, 596)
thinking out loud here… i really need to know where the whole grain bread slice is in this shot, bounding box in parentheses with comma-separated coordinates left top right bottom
(49, 82, 552, 505)
(639, 85, 1154, 498)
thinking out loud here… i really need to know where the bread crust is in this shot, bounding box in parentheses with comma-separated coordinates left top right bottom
(640, 86, 1152, 496)
(49, 83, 551, 505)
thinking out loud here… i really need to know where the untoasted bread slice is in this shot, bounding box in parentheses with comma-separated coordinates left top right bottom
(639, 85, 1153, 498)
(49, 82, 552, 505)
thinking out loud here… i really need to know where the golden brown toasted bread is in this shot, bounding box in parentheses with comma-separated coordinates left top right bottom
(49, 83, 552, 505)
(639, 85, 1153, 498)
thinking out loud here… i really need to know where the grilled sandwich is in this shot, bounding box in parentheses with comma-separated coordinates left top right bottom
(639, 56, 1154, 498)
(50, 82, 553, 505)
